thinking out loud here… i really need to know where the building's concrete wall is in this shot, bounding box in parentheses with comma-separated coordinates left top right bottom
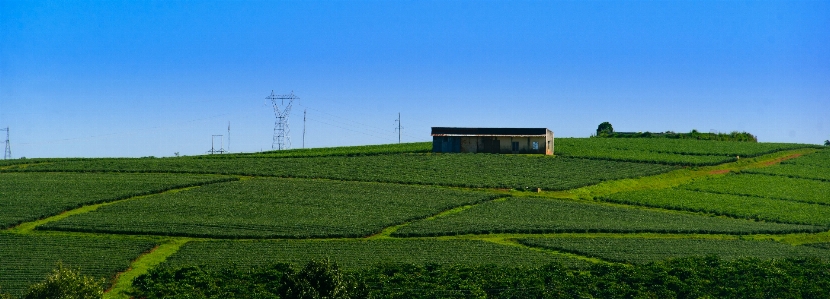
(460, 137, 478, 153)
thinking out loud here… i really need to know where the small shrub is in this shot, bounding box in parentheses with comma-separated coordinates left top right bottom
(22, 263, 105, 299)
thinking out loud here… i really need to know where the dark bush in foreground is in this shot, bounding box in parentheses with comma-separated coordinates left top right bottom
(129, 257, 830, 299)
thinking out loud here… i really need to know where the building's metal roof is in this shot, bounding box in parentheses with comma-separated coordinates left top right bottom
(431, 127, 550, 136)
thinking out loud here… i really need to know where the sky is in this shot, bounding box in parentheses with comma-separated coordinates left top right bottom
(1, 0, 829, 158)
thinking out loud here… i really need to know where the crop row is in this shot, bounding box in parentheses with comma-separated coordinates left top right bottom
(552, 147, 734, 166)
(781, 149, 830, 167)
(0, 172, 236, 229)
(517, 237, 829, 264)
(806, 243, 830, 250)
(680, 173, 830, 206)
(0, 233, 156, 296)
(600, 189, 830, 227)
(5, 154, 676, 191)
(390, 197, 821, 237)
(201, 142, 433, 159)
(162, 239, 585, 269)
(744, 164, 830, 182)
(39, 178, 501, 238)
(556, 138, 815, 158)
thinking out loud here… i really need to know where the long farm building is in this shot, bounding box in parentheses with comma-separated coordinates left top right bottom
(431, 127, 554, 155)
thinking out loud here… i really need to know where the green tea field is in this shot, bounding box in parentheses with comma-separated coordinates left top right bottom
(1, 138, 829, 298)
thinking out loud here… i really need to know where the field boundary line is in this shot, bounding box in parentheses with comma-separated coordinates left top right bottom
(681, 188, 830, 207)
(367, 195, 508, 239)
(472, 236, 615, 265)
(7, 179, 236, 234)
(597, 195, 830, 229)
(104, 238, 192, 299)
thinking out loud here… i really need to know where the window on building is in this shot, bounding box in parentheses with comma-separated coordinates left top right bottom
(512, 141, 519, 151)
(532, 141, 539, 150)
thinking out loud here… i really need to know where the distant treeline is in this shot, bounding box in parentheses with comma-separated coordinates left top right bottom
(595, 130, 758, 142)
(126, 257, 830, 299)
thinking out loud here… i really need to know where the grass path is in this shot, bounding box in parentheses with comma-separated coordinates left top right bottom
(367, 196, 509, 239)
(104, 238, 192, 299)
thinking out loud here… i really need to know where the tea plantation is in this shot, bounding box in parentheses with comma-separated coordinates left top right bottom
(1, 139, 828, 298)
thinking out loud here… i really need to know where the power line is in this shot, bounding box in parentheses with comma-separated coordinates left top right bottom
(298, 102, 422, 140)
(298, 102, 424, 141)
(305, 117, 398, 143)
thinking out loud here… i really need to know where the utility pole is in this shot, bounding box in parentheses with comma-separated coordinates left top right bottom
(302, 109, 307, 149)
(1, 127, 10, 159)
(208, 135, 225, 154)
(227, 121, 231, 153)
(394, 113, 402, 144)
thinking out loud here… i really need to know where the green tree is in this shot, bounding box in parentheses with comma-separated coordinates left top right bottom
(825, 140, 829, 146)
(596, 122, 614, 136)
(22, 263, 105, 299)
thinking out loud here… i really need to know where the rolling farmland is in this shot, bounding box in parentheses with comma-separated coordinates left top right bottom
(4, 154, 676, 191)
(0, 172, 235, 229)
(681, 173, 830, 205)
(600, 188, 830, 226)
(0, 233, 156, 297)
(1, 139, 829, 297)
(392, 197, 823, 237)
(518, 237, 829, 264)
(162, 239, 588, 269)
(38, 178, 501, 238)
(555, 138, 817, 166)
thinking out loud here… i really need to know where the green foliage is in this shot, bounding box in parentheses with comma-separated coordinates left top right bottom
(681, 173, 830, 205)
(392, 197, 821, 237)
(0, 234, 156, 296)
(825, 140, 829, 146)
(595, 130, 759, 142)
(745, 164, 830, 182)
(130, 263, 290, 299)
(39, 178, 501, 238)
(556, 138, 815, 166)
(555, 147, 735, 166)
(519, 237, 829, 264)
(218, 142, 432, 158)
(780, 149, 830, 168)
(278, 259, 365, 299)
(22, 263, 105, 299)
(130, 258, 830, 299)
(601, 188, 830, 226)
(0, 172, 236, 229)
(806, 242, 830, 250)
(596, 122, 614, 136)
(161, 239, 584, 270)
(9, 154, 675, 191)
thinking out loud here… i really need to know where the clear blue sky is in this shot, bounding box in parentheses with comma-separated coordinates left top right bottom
(1, 0, 828, 158)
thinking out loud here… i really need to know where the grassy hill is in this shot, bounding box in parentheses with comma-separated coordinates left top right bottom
(1, 139, 828, 298)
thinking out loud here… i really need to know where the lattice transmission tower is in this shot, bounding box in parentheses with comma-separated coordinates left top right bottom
(266, 90, 298, 150)
(1, 127, 10, 159)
